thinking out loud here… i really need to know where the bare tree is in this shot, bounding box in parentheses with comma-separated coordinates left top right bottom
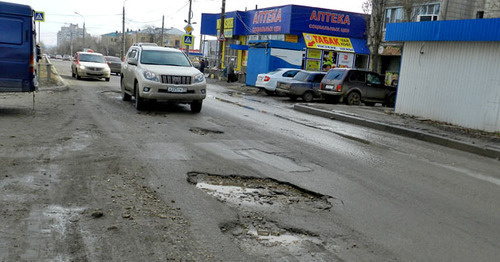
(365, 0, 430, 73)
(364, 0, 384, 73)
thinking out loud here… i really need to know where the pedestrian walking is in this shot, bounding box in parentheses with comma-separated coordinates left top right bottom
(199, 59, 206, 73)
(227, 59, 237, 83)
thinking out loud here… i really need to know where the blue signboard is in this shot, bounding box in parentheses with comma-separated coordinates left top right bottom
(201, 5, 367, 39)
(243, 6, 292, 35)
(289, 6, 367, 39)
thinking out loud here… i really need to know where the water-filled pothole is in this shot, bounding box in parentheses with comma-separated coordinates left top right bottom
(188, 172, 342, 259)
(189, 127, 224, 135)
(187, 172, 332, 211)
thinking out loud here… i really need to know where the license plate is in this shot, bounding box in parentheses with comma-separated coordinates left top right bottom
(167, 87, 187, 93)
(325, 85, 334, 90)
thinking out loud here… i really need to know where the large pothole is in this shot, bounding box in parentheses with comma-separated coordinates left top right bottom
(187, 172, 343, 260)
(187, 172, 332, 211)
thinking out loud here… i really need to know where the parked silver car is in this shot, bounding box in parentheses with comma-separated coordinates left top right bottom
(275, 70, 326, 102)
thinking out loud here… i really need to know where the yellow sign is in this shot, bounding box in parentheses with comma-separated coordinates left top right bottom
(307, 49, 321, 59)
(306, 60, 320, 71)
(184, 24, 194, 34)
(303, 33, 354, 53)
(217, 18, 234, 29)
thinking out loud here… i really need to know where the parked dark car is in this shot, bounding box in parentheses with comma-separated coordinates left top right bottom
(105, 56, 122, 75)
(318, 68, 397, 107)
(275, 70, 326, 102)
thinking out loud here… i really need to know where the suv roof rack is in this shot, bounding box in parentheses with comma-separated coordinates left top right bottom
(132, 43, 158, 47)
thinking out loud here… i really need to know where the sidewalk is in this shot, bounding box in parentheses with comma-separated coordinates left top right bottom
(208, 78, 500, 159)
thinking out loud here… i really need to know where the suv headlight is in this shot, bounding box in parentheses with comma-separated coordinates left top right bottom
(193, 73, 205, 83)
(143, 71, 159, 82)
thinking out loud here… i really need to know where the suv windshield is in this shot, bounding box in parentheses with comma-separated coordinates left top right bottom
(79, 54, 105, 63)
(140, 50, 191, 66)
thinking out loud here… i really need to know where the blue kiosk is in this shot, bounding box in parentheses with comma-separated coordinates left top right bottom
(201, 5, 370, 86)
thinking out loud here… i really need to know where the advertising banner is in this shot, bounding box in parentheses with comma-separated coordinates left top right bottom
(337, 52, 354, 68)
(290, 6, 367, 39)
(303, 33, 354, 52)
(245, 6, 292, 34)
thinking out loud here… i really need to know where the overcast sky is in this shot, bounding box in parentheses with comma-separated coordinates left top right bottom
(8, 0, 367, 47)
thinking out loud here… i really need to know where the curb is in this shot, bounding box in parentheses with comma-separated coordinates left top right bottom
(294, 104, 500, 159)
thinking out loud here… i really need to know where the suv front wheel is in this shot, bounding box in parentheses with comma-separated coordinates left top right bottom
(134, 83, 145, 111)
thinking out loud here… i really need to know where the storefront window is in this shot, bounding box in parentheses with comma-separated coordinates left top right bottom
(355, 54, 369, 69)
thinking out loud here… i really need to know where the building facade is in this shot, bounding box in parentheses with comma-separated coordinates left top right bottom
(101, 27, 185, 57)
(385, 18, 500, 132)
(370, 0, 500, 85)
(201, 5, 370, 85)
(56, 23, 83, 47)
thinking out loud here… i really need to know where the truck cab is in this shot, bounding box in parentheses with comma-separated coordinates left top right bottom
(0, 1, 38, 92)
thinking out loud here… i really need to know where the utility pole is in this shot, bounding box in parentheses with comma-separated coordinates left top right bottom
(122, 4, 126, 59)
(218, 0, 226, 68)
(161, 15, 165, 46)
(185, 0, 192, 56)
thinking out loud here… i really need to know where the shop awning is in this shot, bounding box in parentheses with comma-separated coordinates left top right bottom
(229, 44, 249, 50)
(349, 38, 370, 55)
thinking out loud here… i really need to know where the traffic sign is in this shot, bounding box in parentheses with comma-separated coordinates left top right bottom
(218, 32, 225, 42)
(183, 34, 193, 46)
(184, 24, 194, 34)
(34, 11, 45, 22)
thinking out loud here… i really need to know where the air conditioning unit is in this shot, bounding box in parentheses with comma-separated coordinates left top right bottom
(418, 15, 439, 22)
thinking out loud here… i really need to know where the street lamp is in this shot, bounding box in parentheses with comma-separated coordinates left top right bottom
(74, 12, 85, 47)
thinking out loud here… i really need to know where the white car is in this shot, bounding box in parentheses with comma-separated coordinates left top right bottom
(121, 44, 206, 112)
(255, 68, 300, 95)
(71, 51, 111, 81)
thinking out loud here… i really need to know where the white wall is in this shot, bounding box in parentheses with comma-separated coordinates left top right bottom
(396, 41, 500, 132)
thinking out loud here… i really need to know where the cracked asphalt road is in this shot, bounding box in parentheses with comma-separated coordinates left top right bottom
(0, 60, 499, 261)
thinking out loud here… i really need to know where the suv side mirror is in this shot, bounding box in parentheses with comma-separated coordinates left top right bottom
(128, 58, 138, 65)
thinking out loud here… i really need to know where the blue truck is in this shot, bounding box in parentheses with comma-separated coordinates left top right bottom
(0, 1, 38, 92)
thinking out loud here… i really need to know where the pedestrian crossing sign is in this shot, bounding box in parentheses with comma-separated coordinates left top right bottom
(34, 11, 45, 22)
(183, 34, 193, 46)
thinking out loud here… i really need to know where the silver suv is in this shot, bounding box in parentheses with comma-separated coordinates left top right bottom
(120, 44, 206, 112)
